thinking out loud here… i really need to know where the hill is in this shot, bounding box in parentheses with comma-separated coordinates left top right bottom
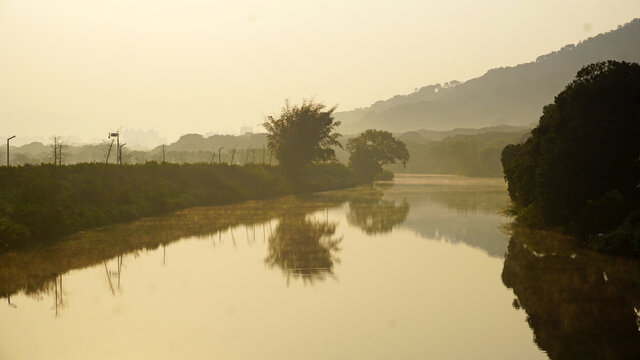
(335, 18, 640, 133)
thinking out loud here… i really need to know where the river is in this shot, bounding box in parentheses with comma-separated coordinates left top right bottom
(1, 174, 639, 359)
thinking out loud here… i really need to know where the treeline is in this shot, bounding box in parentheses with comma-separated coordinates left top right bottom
(6, 126, 527, 178)
(0, 162, 356, 250)
(384, 130, 529, 177)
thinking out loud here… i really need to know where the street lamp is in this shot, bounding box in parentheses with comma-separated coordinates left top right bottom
(6, 135, 15, 167)
(108, 132, 120, 165)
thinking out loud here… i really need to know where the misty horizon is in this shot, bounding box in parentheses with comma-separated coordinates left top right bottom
(2, 0, 639, 144)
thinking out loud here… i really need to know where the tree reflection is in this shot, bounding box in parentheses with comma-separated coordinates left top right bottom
(265, 216, 342, 284)
(347, 187, 409, 235)
(53, 275, 65, 317)
(0, 192, 349, 300)
(502, 228, 640, 359)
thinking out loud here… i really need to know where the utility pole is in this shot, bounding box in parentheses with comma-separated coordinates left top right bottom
(6, 136, 16, 167)
(57, 141, 64, 166)
(244, 148, 250, 165)
(210, 147, 216, 165)
(105, 139, 114, 165)
(52, 137, 58, 166)
(230, 148, 236, 165)
(218, 146, 224, 165)
(108, 131, 120, 164)
(162, 145, 165, 163)
(118, 143, 126, 165)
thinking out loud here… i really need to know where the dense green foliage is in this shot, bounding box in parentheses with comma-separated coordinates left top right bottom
(263, 100, 342, 171)
(346, 130, 409, 181)
(0, 162, 356, 251)
(501, 61, 640, 254)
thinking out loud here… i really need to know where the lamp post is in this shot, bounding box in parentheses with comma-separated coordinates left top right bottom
(108, 132, 119, 164)
(6, 135, 15, 167)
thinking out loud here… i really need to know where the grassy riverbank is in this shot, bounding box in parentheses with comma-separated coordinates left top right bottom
(0, 189, 355, 298)
(0, 162, 357, 250)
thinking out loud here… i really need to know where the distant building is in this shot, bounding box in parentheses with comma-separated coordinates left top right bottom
(240, 125, 253, 134)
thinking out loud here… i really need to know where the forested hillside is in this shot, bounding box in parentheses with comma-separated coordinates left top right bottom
(335, 19, 640, 133)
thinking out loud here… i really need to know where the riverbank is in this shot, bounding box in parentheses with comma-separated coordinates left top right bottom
(0, 188, 355, 298)
(0, 162, 357, 250)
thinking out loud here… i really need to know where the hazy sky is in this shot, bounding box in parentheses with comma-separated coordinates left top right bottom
(1, 0, 639, 144)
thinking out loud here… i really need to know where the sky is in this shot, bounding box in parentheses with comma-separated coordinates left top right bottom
(1, 0, 639, 145)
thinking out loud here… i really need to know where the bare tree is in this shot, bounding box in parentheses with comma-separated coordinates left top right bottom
(50, 136, 61, 165)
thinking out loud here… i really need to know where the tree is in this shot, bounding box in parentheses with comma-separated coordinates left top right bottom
(50, 136, 68, 166)
(501, 61, 640, 248)
(262, 99, 342, 171)
(347, 129, 409, 181)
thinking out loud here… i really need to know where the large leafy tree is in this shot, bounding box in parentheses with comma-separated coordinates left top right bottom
(501, 61, 640, 242)
(263, 100, 342, 171)
(347, 129, 409, 181)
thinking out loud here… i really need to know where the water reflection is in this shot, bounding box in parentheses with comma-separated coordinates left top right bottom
(387, 176, 510, 257)
(0, 193, 348, 300)
(265, 216, 342, 284)
(53, 275, 65, 317)
(502, 228, 640, 359)
(1, 176, 514, 304)
(347, 186, 410, 235)
(103, 254, 124, 295)
(0, 175, 580, 360)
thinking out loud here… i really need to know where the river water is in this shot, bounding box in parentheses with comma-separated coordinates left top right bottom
(1, 174, 639, 359)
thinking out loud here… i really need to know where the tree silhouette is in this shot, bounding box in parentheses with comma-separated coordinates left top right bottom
(501, 61, 640, 251)
(263, 99, 342, 172)
(347, 129, 409, 181)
